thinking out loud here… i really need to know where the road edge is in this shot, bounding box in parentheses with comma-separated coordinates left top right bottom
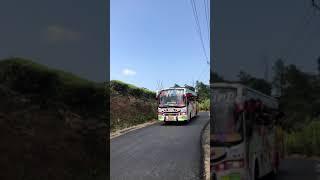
(200, 117, 210, 180)
(110, 120, 159, 139)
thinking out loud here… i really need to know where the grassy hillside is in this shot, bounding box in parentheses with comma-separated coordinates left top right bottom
(110, 80, 157, 132)
(0, 57, 107, 180)
(0, 57, 106, 118)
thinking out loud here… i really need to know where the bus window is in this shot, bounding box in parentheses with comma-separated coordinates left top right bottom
(212, 87, 243, 145)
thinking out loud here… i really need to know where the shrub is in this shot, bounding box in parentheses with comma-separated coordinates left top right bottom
(110, 80, 156, 99)
(0, 57, 106, 118)
(110, 80, 129, 95)
(199, 98, 210, 111)
(285, 120, 320, 156)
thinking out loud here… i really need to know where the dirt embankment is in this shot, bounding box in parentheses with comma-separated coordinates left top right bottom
(0, 85, 107, 180)
(110, 90, 157, 132)
(0, 58, 107, 180)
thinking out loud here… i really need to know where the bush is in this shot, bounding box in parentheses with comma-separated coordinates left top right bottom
(110, 80, 156, 99)
(0, 57, 106, 118)
(285, 120, 320, 156)
(199, 98, 210, 111)
(110, 80, 129, 95)
(128, 87, 143, 98)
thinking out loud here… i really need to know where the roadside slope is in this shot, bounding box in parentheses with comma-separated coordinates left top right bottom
(0, 58, 107, 180)
(110, 80, 157, 132)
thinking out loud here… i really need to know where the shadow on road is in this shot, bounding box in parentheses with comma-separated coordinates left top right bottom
(260, 158, 319, 180)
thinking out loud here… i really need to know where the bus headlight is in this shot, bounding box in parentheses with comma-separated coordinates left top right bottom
(180, 107, 187, 113)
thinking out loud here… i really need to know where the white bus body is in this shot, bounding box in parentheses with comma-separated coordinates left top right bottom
(156, 87, 198, 122)
(211, 83, 280, 180)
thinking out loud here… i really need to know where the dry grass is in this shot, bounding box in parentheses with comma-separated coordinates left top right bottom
(110, 94, 157, 132)
(202, 122, 210, 180)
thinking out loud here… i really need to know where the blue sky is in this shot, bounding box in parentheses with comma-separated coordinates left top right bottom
(111, 0, 210, 91)
(0, 0, 106, 82)
(213, 0, 320, 80)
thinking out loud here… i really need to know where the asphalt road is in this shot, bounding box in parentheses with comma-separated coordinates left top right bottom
(110, 112, 209, 180)
(270, 158, 320, 180)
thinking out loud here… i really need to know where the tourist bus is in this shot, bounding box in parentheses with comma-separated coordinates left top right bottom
(156, 86, 198, 123)
(211, 83, 283, 180)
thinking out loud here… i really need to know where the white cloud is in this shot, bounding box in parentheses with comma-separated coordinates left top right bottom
(45, 25, 81, 42)
(122, 68, 136, 76)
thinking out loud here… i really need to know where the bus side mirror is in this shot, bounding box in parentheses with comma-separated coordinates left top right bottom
(156, 90, 159, 100)
(276, 111, 284, 120)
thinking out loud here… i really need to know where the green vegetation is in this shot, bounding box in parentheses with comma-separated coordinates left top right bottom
(237, 70, 271, 95)
(110, 80, 155, 99)
(198, 98, 210, 111)
(285, 120, 320, 156)
(0, 57, 106, 118)
(195, 81, 210, 111)
(110, 80, 156, 131)
(0, 57, 107, 180)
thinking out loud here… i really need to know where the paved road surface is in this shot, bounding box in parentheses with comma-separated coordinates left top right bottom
(272, 158, 320, 180)
(260, 158, 320, 180)
(110, 112, 209, 180)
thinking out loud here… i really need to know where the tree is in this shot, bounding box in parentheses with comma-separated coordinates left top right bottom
(195, 81, 209, 102)
(237, 70, 252, 84)
(317, 56, 320, 76)
(279, 64, 314, 130)
(210, 71, 224, 83)
(237, 70, 271, 95)
(272, 58, 285, 97)
(173, 84, 181, 88)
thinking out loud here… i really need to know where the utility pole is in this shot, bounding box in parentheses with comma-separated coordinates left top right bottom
(261, 54, 269, 82)
(317, 56, 320, 76)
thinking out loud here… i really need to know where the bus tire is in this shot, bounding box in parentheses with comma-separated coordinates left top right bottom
(268, 166, 277, 180)
(271, 153, 279, 177)
(254, 160, 260, 180)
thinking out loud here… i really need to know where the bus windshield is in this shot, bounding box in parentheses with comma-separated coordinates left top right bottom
(212, 87, 243, 145)
(159, 89, 185, 107)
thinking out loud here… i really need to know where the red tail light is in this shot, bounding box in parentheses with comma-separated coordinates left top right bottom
(214, 159, 245, 172)
(235, 103, 244, 112)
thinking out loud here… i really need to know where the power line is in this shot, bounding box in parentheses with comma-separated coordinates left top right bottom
(197, 61, 209, 81)
(188, 0, 210, 86)
(203, 0, 210, 42)
(190, 0, 209, 62)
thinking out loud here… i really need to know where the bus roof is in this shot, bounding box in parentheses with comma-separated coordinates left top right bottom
(156, 87, 197, 97)
(211, 82, 278, 109)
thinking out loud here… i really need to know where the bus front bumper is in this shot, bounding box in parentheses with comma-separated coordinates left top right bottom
(214, 169, 247, 180)
(158, 115, 188, 121)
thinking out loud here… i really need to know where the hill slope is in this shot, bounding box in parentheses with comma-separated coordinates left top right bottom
(110, 80, 157, 132)
(0, 57, 107, 180)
